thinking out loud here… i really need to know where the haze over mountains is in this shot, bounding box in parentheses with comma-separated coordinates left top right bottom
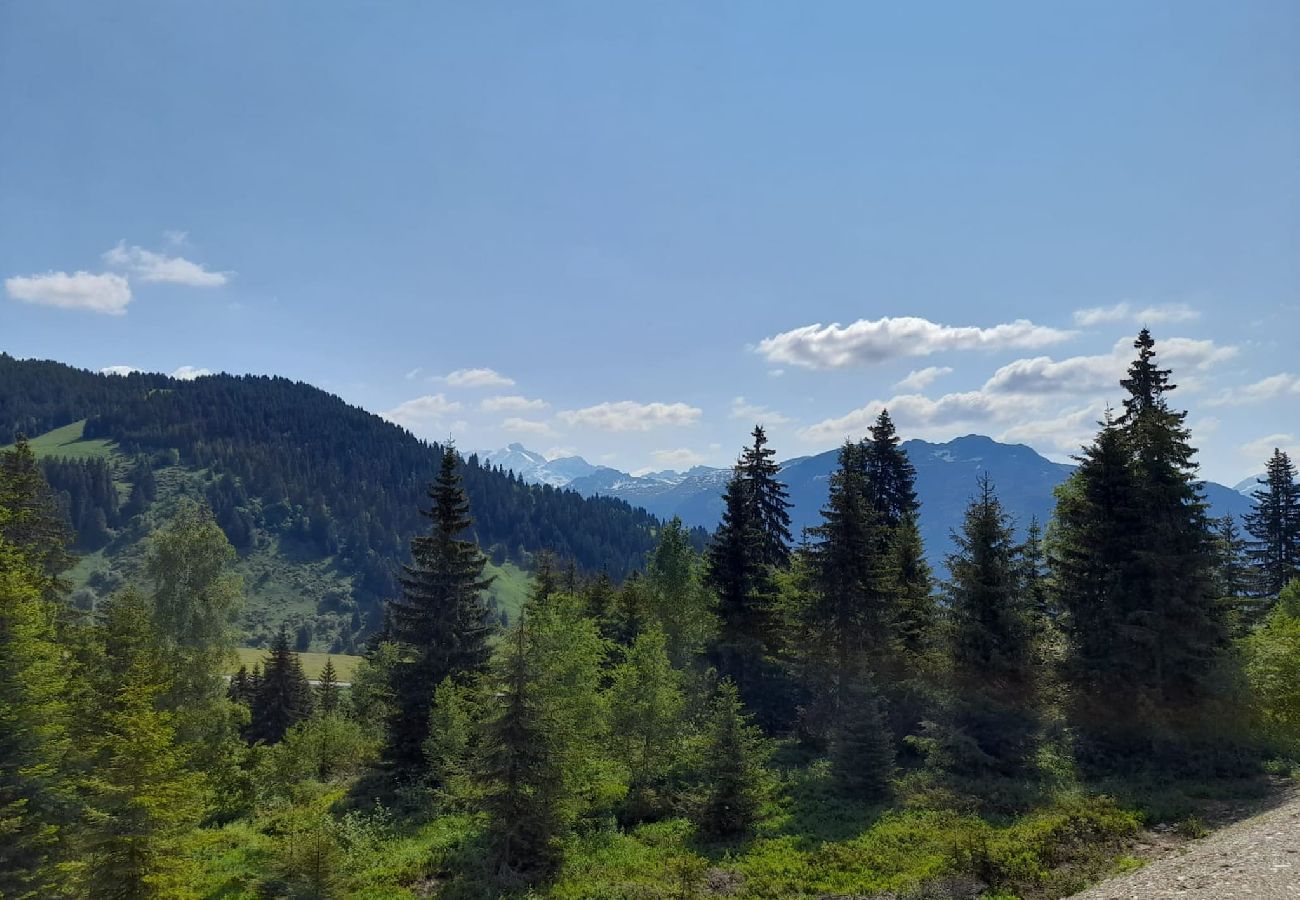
(487, 437, 1255, 561)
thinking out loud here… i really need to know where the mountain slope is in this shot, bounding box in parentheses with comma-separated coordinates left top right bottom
(1, 354, 679, 645)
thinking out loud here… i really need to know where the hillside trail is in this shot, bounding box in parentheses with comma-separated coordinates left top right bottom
(1070, 784, 1300, 899)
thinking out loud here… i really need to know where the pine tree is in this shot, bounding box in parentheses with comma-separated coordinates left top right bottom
(942, 477, 1038, 775)
(829, 671, 895, 800)
(250, 626, 314, 744)
(0, 529, 75, 898)
(706, 427, 793, 704)
(1213, 514, 1260, 634)
(479, 595, 610, 879)
(1244, 449, 1300, 598)
(385, 446, 495, 771)
(316, 657, 340, 714)
(227, 665, 252, 705)
(861, 409, 919, 529)
(739, 425, 793, 568)
(82, 586, 205, 898)
(0, 436, 74, 602)
(1055, 331, 1229, 761)
(697, 681, 769, 838)
(797, 441, 897, 741)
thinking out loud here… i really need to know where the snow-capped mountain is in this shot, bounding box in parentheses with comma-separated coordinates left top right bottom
(484, 437, 1254, 563)
(482, 443, 602, 487)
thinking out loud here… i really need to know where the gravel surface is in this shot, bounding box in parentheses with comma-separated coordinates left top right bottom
(1071, 790, 1300, 899)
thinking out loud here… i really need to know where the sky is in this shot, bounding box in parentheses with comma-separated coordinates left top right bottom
(2, 1, 1296, 484)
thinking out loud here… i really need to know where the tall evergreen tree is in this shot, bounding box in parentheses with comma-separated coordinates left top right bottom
(316, 657, 341, 715)
(82, 586, 205, 898)
(607, 624, 686, 820)
(0, 528, 75, 898)
(697, 681, 769, 838)
(829, 670, 895, 801)
(1244, 449, 1300, 598)
(645, 518, 717, 668)
(1213, 514, 1259, 634)
(0, 436, 73, 602)
(1055, 331, 1228, 760)
(250, 626, 314, 744)
(385, 446, 495, 771)
(739, 425, 793, 568)
(797, 441, 897, 741)
(479, 594, 609, 879)
(861, 409, 919, 529)
(941, 477, 1038, 775)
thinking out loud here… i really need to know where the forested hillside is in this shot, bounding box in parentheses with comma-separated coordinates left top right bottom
(4, 330, 1299, 899)
(0, 353, 692, 639)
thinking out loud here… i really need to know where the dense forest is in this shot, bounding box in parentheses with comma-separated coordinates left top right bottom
(3, 331, 1300, 898)
(0, 353, 700, 613)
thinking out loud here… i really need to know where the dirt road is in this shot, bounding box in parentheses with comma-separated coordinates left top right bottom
(1071, 790, 1300, 899)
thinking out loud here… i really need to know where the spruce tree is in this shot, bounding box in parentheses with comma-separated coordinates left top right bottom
(697, 681, 769, 838)
(1244, 449, 1300, 598)
(739, 425, 793, 568)
(829, 671, 895, 800)
(0, 436, 73, 602)
(1056, 331, 1229, 760)
(250, 626, 314, 744)
(798, 441, 897, 741)
(942, 477, 1038, 775)
(316, 657, 340, 714)
(861, 409, 919, 528)
(82, 586, 205, 897)
(385, 446, 495, 771)
(1213, 514, 1259, 634)
(645, 518, 717, 668)
(0, 529, 75, 898)
(608, 624, 686, 819)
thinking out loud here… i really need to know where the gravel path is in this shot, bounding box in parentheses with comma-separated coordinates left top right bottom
(1071, 790, 1300, 899)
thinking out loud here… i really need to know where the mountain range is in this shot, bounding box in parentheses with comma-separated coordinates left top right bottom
(486, 437, 1255, 564)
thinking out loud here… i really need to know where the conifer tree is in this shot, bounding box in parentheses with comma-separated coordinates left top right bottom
(1214, 514, 1260, 634)
(1244, 449, 1300, 597)
(250, 626, 314, 744)
(479, 594, 610, 879)
(0, 529, 75, 898)
(861, 409, 919, 529)
(385, 446, 495, 771)
(227, 665, 252, 705)
(706, 426, 793, 698)
(608, 625, 686, 819)
(0, 436, 73, 602)
(697, 681, 769, 838)
(829, 671, 895, 800)
(1055, 332, 1228, 759)
(316, 657, 340, 714)
(82, 586, 205, 897)
(645, 518, 717, 668)
(797, 441, 897, 740)
(425, 676, 474, 801)
(942, 477, 1038, 775)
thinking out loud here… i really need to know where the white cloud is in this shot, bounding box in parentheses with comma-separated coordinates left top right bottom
(559, 401, 702, 432)
(404, 367, 422, 380)
(163, 229, 189, 246)
(755, 316, 1072, 370)
(983, 337, 1237, 397)
(101, 365, 141, 376)
(729, 396, 792, 426)
(895, 366, 953, 391)
(544, 446, 579, 460)
(436, 367, 515, 388)
(103, 241, 229, 286)
(6, 270, 132, 315)
(171, 366, 212, 380)
(998, 404, 1103, 456)
(1239, 433, 1300, 464)
(481, 395, 549, 414)
(1207, 373, 1300, 406)
(381, 394, 463, 431)
(799, 390, 1036, 446)
(650, 448, 707, 469)
(1073, 302, 1200, 327)
(500, 417, 558, 437)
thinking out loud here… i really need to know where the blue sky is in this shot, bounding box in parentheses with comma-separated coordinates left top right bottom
(2, 1, 1296, 483)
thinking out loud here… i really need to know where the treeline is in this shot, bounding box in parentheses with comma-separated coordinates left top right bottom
(5, 332, 1300, 896)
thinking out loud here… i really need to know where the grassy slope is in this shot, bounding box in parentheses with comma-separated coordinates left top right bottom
(5, 419, 118, 461)
(231, 647, 361, 681)
(18, 421, 536, 653)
